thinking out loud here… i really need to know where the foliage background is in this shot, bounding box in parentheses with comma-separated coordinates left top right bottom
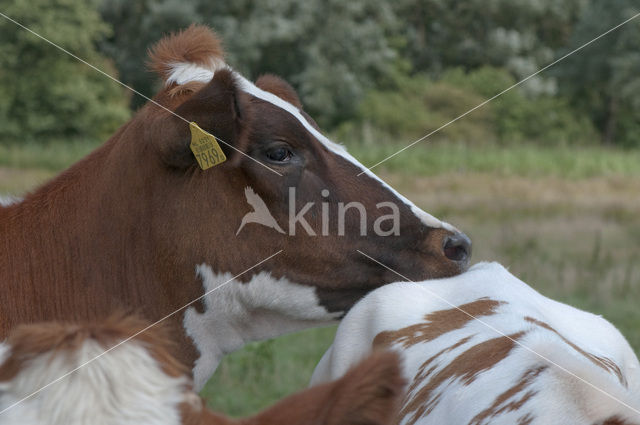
(0, 0, 638, 147)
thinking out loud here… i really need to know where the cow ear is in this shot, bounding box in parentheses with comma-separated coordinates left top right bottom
(255, 74, 302, 109)
(149, 68, 249, 169)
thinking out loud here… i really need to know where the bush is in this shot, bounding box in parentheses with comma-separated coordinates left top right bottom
(612, 106, 640, 148)
(336, 74, 493, 145)
(0, 0, 130, 144)
(441, 67, 598, 146)
(337, 66, 598, 147)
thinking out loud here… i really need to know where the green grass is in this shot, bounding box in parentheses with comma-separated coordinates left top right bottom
(201, 326, 337, 416)
(345, 141, 640, 179)
(2, 140, 640, 417)
(2, 139, 640, 179)
(0, 139, 101, 171)
(0, 167, 56, 193)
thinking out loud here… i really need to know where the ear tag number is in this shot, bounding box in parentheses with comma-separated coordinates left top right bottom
(189, 122, 227, 170)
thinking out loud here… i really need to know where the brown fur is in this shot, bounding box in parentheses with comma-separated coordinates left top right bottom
(168, 81, 207, 98)
(373, 298, 504, 349)
(148, 25, 225, 83)
(0, 314, 187, 382)
(255, 75, 303, 109)
(469, 366, 547, 425)
(0, 26, 467, 375)
(400, 332, 526, 425)
(373, 304, 636, 425)
(407, 335, 473, 396)
(525, 317, 626, 386)
(518, 414, 535, 425)
(597, 418, 638, 425)
(0, 317, 405, 425)
(238, 351, 406, 425)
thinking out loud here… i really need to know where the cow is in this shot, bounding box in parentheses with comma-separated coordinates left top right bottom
(310, 262, 640, 425)
(0, 25, 470, 390)
(0, 314, 405, 425)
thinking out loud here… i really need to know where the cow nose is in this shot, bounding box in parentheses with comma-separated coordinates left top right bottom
(443, 232, 472, 265)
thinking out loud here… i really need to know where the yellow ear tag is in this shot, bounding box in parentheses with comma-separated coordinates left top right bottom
(189, 122, 227, 170)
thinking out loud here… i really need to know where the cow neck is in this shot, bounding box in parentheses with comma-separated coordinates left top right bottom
(183, 267, 339, 390)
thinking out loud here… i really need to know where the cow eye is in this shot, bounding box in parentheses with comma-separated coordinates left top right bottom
(265, 146, 293, 163)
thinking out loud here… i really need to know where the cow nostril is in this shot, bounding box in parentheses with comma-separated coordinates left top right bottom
(443, 233, 472, 263)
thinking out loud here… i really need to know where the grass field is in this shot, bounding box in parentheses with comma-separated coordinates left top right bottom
(2, 141, 639, 417)
(3, 139, 640, 178)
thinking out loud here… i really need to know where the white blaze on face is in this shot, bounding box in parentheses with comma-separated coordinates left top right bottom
(166, 61, 457, 233)
(0, 339, 190, 425)
(183, 264, 340, 391)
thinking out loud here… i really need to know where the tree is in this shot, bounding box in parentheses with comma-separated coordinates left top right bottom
(99, 0, 403, 127)
(555, 0, 640, 146)
(0, 0, 130, 143)
(197, 0, 403, 127)
(391, 0, 585, 95)
(99, 0, 201, 109)
(93, 0, 638, 145)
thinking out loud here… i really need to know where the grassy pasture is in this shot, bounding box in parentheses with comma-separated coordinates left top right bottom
(1, 141, 639, 416)
(3, 140, 640, 179)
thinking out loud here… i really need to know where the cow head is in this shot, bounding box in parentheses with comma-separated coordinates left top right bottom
(136, 26, 471, 319)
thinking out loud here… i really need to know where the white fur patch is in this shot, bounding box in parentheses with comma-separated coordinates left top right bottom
(164, 61, 454, 232)
(0, 195, 22, 207)
(183, 264, 340, 391)
(166, 59, 226, 86)
(311, 262, 640, 424)
(0, 339, 190, 425)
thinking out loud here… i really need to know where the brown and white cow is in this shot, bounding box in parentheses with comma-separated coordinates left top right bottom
(311, 262, 640, 425)
(0, 315, 405, 425)
(0, 25, 470, 389)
